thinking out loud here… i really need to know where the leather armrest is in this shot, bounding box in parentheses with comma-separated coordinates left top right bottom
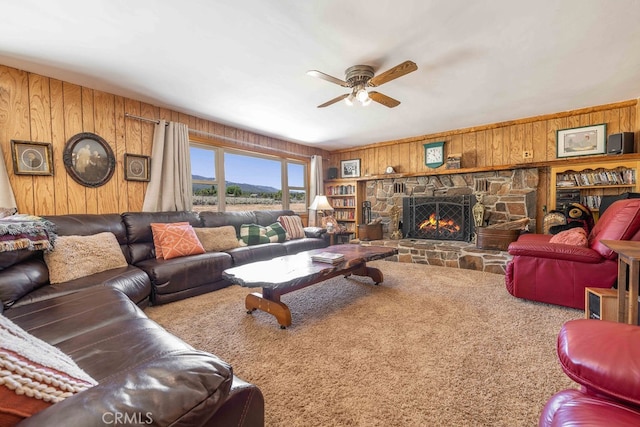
(558, 319, 640, 407)
(304, 227, 327, 238)
(508, 241, 604, 263)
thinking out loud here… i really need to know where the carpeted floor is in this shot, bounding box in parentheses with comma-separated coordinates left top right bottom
(146, 260, 582, 426)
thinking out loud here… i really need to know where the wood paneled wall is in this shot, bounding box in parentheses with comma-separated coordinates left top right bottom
(328, 99, 639, 228)
(328, 100, 638, 175)
(0, 64, 329, 215)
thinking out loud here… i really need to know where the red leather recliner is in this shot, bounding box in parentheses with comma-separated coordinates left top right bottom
(505, 199, 640, 309)
(540, 319, 640, 426)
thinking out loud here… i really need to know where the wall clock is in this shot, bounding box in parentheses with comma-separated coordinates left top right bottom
(424, 141, 445, 168)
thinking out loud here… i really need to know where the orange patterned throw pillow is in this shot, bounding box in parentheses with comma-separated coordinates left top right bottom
(150, 222, 205, 260)
(0, 315, 97, 426)
(549, 227, 589, 247)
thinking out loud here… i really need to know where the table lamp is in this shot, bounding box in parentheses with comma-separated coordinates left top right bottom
(309, 195, 335, 231)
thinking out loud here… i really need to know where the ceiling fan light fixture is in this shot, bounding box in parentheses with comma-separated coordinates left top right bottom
(344, 93, 355, 106)
(361, 97, 372, 107)
(356, 87, 369, 102)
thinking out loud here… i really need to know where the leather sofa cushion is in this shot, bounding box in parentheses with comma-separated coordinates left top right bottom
(541, 389, 640, 427)
(11, 265, 151, 309)
(6, 287, 233, 426)
(558, 319, 640, 407)
(589, 199, 640, 259)
(255, 210, 295, 226)
(200, 211, 258, 235)
(0, 258, 49, 308)
(135, 252, 233, 299)
(227, 243, 287, 266)
(282, 237, 328, 254)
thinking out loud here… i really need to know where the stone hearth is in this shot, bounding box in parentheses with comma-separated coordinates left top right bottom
(358, 238, 512, 275)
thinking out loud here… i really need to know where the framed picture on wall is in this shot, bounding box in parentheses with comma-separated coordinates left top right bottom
(340, 159, 361, 178)
(10, 140, 54, 176)
(63, 132, 116, 188)
(124, 154, 151, 182)
(557, 124, 607, 158)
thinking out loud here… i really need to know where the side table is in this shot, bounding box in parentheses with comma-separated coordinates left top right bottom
(327, 230, 353, 246)
(601, 240, 640, 325)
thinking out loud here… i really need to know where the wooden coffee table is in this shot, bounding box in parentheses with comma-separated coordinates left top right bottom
(222, 245, 398, 328)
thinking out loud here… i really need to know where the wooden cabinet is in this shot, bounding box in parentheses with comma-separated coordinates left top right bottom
(585, 287, 619, 321)
(325, 180, 360, 236)
(550, 159, 640, 220)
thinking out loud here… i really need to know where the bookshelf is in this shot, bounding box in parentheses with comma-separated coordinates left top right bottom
(550, 159, 640, 219)
(324, 180, 360, 235)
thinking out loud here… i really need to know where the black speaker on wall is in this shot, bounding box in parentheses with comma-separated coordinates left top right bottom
(328, 167, 338, 179)
(607, 132, 635, 154)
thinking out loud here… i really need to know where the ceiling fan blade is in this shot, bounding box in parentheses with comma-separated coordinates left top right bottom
(368, 60, 418, 87)
(307, 70, 349, 87)
(317, 93, 349, 108)
(368, 91, 401, 108)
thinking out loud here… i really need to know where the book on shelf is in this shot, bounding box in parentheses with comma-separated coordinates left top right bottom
(311, 252, 345, 264)
(557, 168, 635, 188)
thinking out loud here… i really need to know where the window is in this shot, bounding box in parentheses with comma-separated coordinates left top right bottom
(190, 143, 307, 213)
(191, 144, 218, 211)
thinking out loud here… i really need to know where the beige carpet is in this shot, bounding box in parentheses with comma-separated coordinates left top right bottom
(146, 260, 582, 426)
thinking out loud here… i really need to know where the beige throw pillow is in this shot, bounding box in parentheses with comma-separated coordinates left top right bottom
(44, 232, 128, 284)
(194, 226, 240, 252)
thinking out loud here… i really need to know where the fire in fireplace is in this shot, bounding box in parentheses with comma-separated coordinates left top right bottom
(402, 195, 475, 241)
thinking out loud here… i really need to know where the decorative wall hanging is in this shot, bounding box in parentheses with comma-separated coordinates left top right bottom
(340, 159, 360, 178)
(124, 153, 150, 182)
(63, 132, 115, 187)
(10, 140, 54, 176)
(556, 124, 606, 158)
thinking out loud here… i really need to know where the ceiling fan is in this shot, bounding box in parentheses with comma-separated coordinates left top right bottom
(307, 60, 418, 108)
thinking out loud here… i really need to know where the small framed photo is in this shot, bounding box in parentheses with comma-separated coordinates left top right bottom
(557, 124, 607, 158)
(10, 140, 54, 175)
(340, 159, 360, 178)
(124, 154, 151, 182)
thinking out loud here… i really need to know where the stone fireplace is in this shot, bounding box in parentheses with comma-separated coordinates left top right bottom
(365, 168, 538, 238)
(357, 168, 538, 274)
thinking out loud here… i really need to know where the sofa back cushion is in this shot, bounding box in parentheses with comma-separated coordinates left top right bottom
(255, 210, 295, 226)
(199, 211, 256, 236)
(589, 199, 640, 259)
(122, 211, 201, 264)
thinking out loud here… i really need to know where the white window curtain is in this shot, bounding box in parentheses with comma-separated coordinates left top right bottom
(0, 145, 17, 212)
(142, 120, 193, 212)
(308, 155, 323, 226)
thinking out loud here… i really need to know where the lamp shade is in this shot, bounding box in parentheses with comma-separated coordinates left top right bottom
(308, 195, 333, 211)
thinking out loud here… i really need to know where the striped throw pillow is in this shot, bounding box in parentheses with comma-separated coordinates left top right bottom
(277, 215, 305, 240)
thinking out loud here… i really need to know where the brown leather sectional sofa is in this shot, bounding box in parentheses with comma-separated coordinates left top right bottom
(0, 210, 327, 426)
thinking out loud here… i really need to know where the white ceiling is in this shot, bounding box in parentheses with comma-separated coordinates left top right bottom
(1, 0, 639, 151)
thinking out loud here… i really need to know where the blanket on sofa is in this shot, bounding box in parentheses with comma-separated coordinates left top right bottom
(0, 215, 56, 252)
